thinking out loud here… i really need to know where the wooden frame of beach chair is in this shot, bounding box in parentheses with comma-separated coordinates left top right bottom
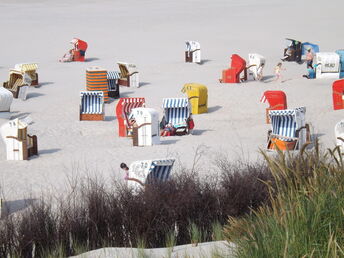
(185, 41, 201, 63)
(181, 83, 208, 114)
(116, 97, 145, 137)
(128, 159, 175, 191)
(162, 98, 190, 136)
(79, 91, 104, 121)
(260, 91, 287, 124)
(2, 119, 38, 160)
(267, 107, 309, 151)
(117, 62, 139, 87)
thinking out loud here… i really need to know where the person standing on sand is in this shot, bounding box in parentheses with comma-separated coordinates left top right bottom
(120, 163, 145, 186)
(274, 62, 285, 82)
(306, 49, 314, 68)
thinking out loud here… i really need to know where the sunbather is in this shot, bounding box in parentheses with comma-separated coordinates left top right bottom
(59, 49, 74, 62)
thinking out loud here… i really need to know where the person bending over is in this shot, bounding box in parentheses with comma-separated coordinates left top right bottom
(120, 163, 145, 186)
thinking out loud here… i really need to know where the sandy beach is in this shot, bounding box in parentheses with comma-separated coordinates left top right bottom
(0, 0, 344, 204)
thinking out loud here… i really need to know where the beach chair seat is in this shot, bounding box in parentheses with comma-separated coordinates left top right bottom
(185, 41, 201, 63)
(162, 98, 190, 136)
(1, 118, 38, 160)
(128, 159, 175, 191)
(267, 107, 309, 151)
(181, 83, 208, 114)
(260, 91, 287, 123)
(107, 71, 121, 99)
(116, 97, 145, 137)
(117, 62, 139, 87)
(79, 91, 104, 121)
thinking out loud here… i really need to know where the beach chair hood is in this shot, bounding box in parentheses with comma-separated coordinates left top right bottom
(301, 42, 319, 56)
(71, 38, 88, 51)
(185, 41, 200, 51)
(181, 83, 208, 114)
(162, 98, 190, 127)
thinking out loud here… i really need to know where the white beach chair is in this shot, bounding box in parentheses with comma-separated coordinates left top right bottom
(129, 107, 160, 146)
(0, 87, 13, 119)
(314, 52, 340, 79)
(335, 120, 344, 154)
(1, 118, 38, 160)
(128, 159, 175, 191)
(247, 53, 265, 80)
(185, 41, 201, 63)
(117, 62, 139, 87)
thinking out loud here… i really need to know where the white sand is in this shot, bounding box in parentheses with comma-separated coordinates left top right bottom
(0, 0, 343, 203)
(70, 241, 234, 258)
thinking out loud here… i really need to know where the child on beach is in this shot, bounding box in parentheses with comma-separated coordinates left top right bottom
(274, 62, 285, 82)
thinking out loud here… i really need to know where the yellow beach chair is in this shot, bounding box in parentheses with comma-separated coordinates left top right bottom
(181, 83, 208, 114)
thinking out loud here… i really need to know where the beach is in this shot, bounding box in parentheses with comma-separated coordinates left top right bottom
(0, 0, 343, 203)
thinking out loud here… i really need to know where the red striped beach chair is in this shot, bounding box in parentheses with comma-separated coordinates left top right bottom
(116, 97, 145, 137)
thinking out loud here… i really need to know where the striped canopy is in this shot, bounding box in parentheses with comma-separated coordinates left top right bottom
(269, 107, 306, 142)
(107, 71, 120, 90)
(80, 91, 104, 114)
(162, 98, 190, 127)
(15, 63, 38, 73)
(146, 159, 175, 184)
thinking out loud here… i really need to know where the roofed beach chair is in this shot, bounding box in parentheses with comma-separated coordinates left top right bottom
(267, 107, 310, 151)
(0, 118, 38, 160)
(181, 83, 208, 114)
(162, 98, 191, 136)
(79, 91, 104, 121)
(220, 54, 247, 83)
(260, 91, 287, 123)
(129, 107, 160, 146)
(314, 52, 340, 79)
(116, 97, 145, 137)
(332, 79, 344, 110)
(14, 63, 39, 86)
(71, 38, 88, 62)
(282, 38, 302, 63)
(107, 71, 121, 99)
(117, 62, 139, 87)
(247, 54, 265, 81)
(185, 41, 201, 63)
(128, 159, 175, 191)
(3, 70, 30, 100)
(0, 87, 13, 119)
(86, 66, 109, 102)
(335, 120, 344, 154)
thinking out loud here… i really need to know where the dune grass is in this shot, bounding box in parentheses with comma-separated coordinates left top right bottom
(224, 142, 344, 257)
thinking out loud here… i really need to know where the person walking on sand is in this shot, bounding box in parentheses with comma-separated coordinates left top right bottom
(306, 48, 314, 68)
(274, 62, 285, 82)
(120, 163, 145, 186)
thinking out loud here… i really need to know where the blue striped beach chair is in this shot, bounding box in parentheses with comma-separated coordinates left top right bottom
(162, 98, 190, 135)
(79, 91, 104, 121)
(107, 71, 121, 99)
(267, 107, 308, 150)
(128, 159, 175, 190)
